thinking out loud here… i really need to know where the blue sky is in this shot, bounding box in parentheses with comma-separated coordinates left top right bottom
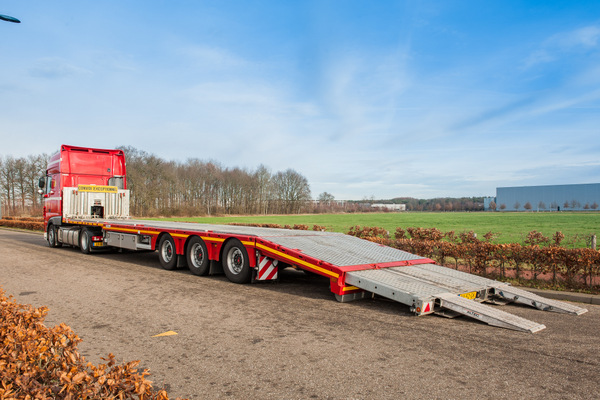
(1, 1, 599, 200)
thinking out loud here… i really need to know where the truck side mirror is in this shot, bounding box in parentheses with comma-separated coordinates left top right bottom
(38, 177, 45, 189)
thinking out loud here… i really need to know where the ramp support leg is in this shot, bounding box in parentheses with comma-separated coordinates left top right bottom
(334, 291, 373, 303)
(330, 278, 370, 302)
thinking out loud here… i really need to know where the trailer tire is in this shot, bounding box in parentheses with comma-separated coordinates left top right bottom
(47, 225, 62, 248)
(158, 234, 178, 270)
(222, 239, 251, 284)
(79, 228, 92, 254)
(186, 236, 210, 276)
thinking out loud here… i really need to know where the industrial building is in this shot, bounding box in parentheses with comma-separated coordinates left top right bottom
(487, 183, 600, 211)
(371, 203, 406, 211)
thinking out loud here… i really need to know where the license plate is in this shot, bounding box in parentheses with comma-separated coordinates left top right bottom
(93, 242, 104, 247)
(459, 291, 477, 300)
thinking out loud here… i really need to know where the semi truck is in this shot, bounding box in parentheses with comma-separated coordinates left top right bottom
(39, 145, 587, 333)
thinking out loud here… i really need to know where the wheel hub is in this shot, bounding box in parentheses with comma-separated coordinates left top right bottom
(192, 243, 204, 266)
(163, 241, 173, 262)
(228, 248, 243, 274)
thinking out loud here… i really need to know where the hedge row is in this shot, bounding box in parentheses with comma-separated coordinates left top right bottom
(0, 217, 43, 222)
(0, 288, 184, 400)
(0, 218, 44, 231)
(347, 226, 600, 290)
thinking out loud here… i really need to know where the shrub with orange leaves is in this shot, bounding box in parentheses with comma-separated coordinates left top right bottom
(347, 225, 389, 239)
(0, 217, 44, 232)
(0, 288, 185, 400)
(348, 225, 599, 291)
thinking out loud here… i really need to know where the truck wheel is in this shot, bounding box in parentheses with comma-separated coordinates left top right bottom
(79, 228, 92, 254)
(47, 225, 62, 248)
(158, 234, 177, 270)
(186, 236, 209, 276)
(222, 239, 251, 284)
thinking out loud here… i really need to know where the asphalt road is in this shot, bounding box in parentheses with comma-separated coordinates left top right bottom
(1, 229, 599, 399)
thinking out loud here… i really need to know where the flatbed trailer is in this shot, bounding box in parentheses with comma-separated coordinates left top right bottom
(59, 216, 587, 333)
(40, 145, 587, 333)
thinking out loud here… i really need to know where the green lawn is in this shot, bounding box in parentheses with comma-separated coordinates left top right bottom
(157, 212, 599, 248)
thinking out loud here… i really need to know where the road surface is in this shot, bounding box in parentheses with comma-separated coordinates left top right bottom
(1, 229, 598, 399)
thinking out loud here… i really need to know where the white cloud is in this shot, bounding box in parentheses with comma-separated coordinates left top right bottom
(28, 57, 92, 79)
(551, 25, 600, 48)
(524, 24, 600, 68)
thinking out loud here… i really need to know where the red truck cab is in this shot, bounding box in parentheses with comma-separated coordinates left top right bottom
(40, 145, 127, 244)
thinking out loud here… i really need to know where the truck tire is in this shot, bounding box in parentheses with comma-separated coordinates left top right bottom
(158, 234, 178, 270)
(47, 225, 62, 248)
(79, 228, 92, 254)
(186, 236, 209, 276)
(222, 239, 251, 284)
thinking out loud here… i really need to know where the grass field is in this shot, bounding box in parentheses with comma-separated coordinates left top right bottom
(161, 212, 599, 248)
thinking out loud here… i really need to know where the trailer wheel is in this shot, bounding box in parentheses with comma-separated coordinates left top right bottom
(47, 225, 62, 248)
(186, 236, 209, 276)
(158, 234, 178, 270)
(79, 228, 92, 254)
(222, 239, 251, 283)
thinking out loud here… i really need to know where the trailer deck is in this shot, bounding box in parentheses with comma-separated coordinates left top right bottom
(66, 217, 588, 333)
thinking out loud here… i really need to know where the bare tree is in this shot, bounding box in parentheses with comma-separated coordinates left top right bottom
(27, 154, 48, 212)
(0, 156, 16, 215)
(570, 199, 581, 209)
(254, 164, 273, 215)
(271, 169, 311, 214)
(318, 192, 334, 204)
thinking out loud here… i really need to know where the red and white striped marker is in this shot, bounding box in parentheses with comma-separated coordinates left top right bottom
(257, 255, 278, 281)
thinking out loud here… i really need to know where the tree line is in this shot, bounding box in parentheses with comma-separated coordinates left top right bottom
(0, 154, 48, 217)
(374, 196, 484, 212)
(489, 200, 599, 211)
(119, 146, 312, 216)
(1, 147, 485, 217)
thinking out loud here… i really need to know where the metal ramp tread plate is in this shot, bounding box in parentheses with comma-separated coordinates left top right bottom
(98, 219, 334, 238)
(436, 293, 546, 333)
(415, 263, 500, 287)
(346, 266, 547, 333)
(493, 284, 588, 315)
(95, 219, 427, 268)
(262, 234, 426, 267)
(411, 264, 588, 316)
(345, 268, 463, 306)
(389, 264, 490, 294)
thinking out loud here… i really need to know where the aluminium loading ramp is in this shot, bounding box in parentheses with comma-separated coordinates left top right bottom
(246, 229, 587, 332)
(345, 263, 587, 333)
(71, 218, 587, 332)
